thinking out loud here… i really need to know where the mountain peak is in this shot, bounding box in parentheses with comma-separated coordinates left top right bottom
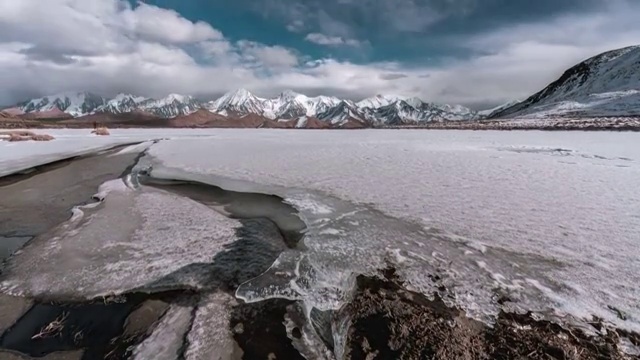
(404, 97, 424, 108)
(491, 45, 640, 118)
(163, 93, 191, 103)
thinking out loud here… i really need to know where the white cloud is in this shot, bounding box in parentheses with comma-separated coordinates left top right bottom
(0, 0, 638, 109)
(236, 41, 299, 68)
(122, 2, 223, 43)
(304, 33, 362, 47)
(286, 20, 305, 33)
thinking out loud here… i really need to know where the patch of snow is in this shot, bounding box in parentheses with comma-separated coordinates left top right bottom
(296, 116, 308, 128)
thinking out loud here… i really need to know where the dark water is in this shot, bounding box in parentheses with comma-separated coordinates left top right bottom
(0, 236, 31, 263)
(0, 294, 148, 360)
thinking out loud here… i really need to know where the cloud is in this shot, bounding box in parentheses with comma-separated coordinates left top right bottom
(286, 20, 305, 33)
(236, 41, 299, 68)
(379, 73, 408, 80)
(304, 33, 362, 47)
(122, 2, 224, 43)
(0, 0, 638, 110)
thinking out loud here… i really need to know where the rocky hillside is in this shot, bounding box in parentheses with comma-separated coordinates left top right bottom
(492, 45, 640, 118)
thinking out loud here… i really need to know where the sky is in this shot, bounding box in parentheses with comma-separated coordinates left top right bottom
(0, 0, 639, 109)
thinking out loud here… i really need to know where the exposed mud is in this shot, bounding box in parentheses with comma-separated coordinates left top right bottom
(342, 270, 638, 360)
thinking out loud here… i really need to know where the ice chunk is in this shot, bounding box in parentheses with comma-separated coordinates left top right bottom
(0, 182, 240, 300)
(131, 303, 194, 360)
(184, 292, 242, 360)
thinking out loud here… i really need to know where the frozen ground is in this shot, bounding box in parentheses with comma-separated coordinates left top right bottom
(0, 129, 222, 177)
(1, 129, 639, 353)
(146, 129, 639, 332)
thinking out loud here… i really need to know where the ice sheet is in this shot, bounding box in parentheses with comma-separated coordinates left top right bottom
(145, 129, 640, 332)
(185, 292, 242, 360)
(0, 179, 240, 300)
(131, 303, 195, 360)
(0, 128, 222, 177)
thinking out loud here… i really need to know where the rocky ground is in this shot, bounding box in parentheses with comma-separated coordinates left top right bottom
(341, 270, 639, 360)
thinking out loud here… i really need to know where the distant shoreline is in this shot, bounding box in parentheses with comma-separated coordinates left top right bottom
(1, 116, 639, 131)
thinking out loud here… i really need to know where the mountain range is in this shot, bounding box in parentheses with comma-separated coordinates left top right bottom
(3, 45, 639, 128)
(4, 89, 482, 128)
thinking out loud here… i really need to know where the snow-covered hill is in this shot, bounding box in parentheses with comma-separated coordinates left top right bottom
(478, 100, 522, 118)
(492, 45, 640, 118)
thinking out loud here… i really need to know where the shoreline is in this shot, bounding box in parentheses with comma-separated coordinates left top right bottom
(2, 116, 640, 132)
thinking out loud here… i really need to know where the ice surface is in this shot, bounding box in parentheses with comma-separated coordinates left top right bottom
(131, 303, 194, 360)
(184, 292, 241, 360)
(2, 128, 638, 333)
(0, 178, 240, 299)
(146, 129, 640, 332)
(0, 130, 162, 177)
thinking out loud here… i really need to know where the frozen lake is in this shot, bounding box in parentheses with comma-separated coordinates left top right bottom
(1, 129, 639, 357)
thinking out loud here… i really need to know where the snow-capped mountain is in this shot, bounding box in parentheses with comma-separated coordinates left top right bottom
(356, 94, 403, 109)
(207, 89, 342, 120)
(206, 89, 477, 126)
(12, 88, 479, 126)
(98, 93, 150, 114)
(138, 94, 201, 118)
(492, 45, 640, 118)
(317, 100, 369, 126)
(365, 98, 479, 125)
(19, 92, 106, 117)
(265, 90, 342, 119)
(205, 88, 265, 116)
(478, 100, 522, 118)
(101, 93, 201, 118)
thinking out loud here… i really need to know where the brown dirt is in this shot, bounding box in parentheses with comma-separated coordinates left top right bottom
(1, 108, 24, 117)
(169, 109, 228, 127)
(305, 116, 332, 129)
(61, 111, 171, 128)
(19, 109, 72, 120)
(339, 118, 368, 129)
(0, 131, 54, 141)
(342, 271, 638, 360)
